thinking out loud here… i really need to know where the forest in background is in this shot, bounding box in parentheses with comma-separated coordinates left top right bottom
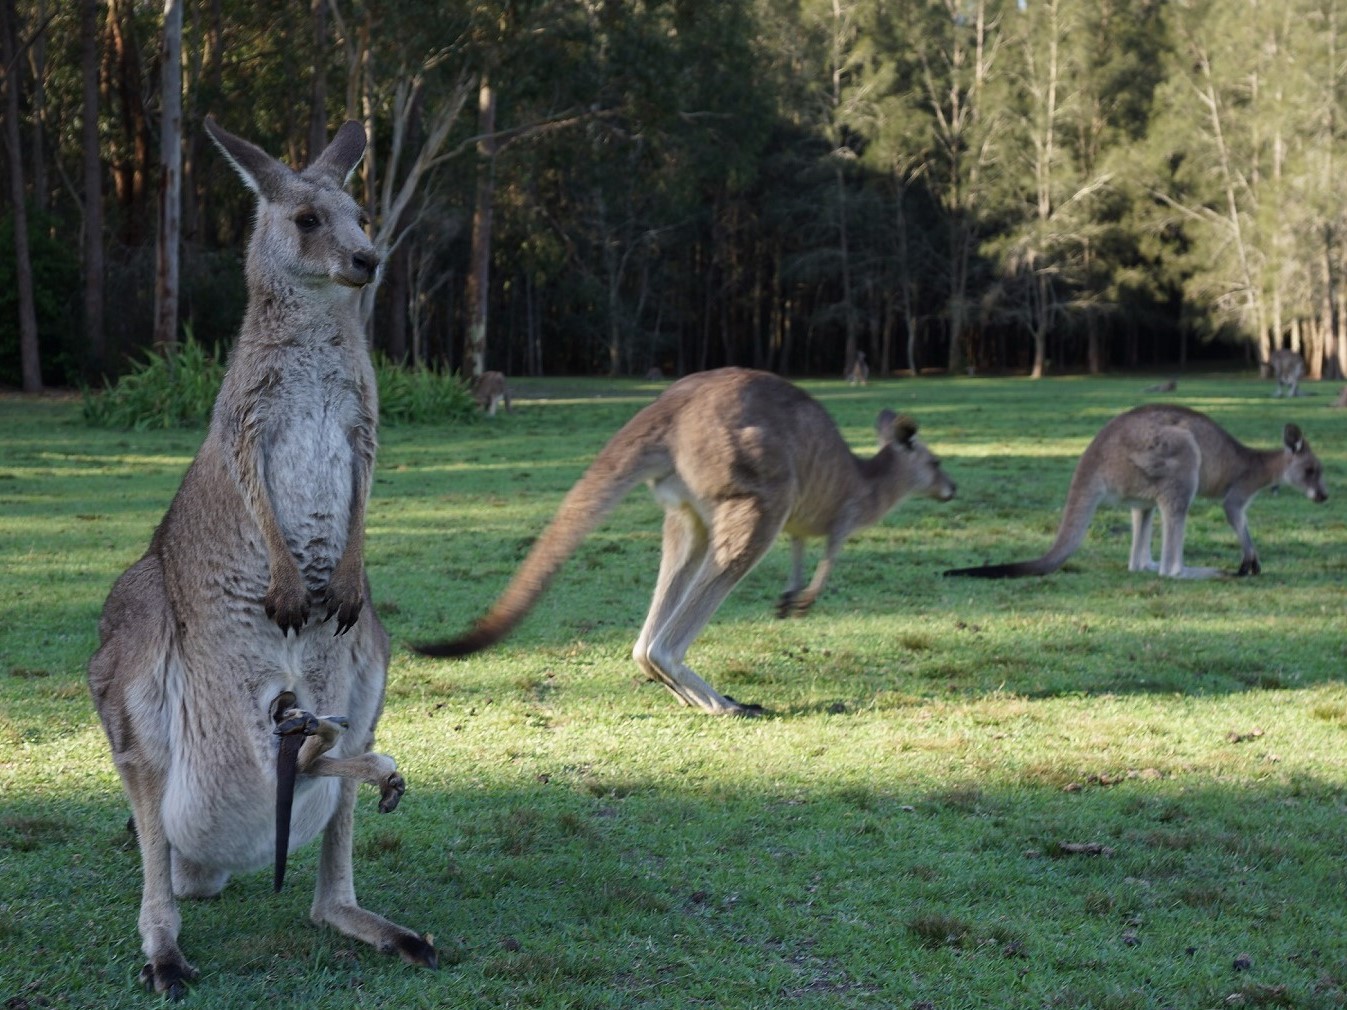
(3, 0, 1346, 391)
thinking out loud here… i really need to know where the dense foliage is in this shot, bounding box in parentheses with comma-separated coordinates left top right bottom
(3, 0, 1346, 385)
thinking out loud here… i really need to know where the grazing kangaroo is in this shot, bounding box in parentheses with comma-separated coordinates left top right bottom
(415, 367, 956, 715)
(1143, 378, 1177, 394)
(472, 370, 512, 416)
(944, 404, 1327, 580)
(87, 117, 436, 998)
(1268, 349, 1307, 397)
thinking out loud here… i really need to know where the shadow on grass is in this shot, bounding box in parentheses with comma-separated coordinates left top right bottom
(4, 764, 1347, 1010)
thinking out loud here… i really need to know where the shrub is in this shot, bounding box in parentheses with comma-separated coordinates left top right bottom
(374, 355, 479, 425)
(81, 330, 226, 430)
(83, 336, 479, 429)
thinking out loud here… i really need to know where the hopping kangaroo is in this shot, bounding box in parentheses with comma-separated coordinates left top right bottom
(87, 118, 435, 997)
(945, 404, 1327, 580)
(416, 367, 956, 715)
(1268, 348, 1307, 397)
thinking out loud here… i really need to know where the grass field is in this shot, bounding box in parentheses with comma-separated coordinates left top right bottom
(2, 372, 1346, 1009)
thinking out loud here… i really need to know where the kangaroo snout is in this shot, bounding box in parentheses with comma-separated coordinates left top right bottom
(348, 249, 380, 286)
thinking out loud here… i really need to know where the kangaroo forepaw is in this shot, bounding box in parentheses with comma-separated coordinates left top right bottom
(776, 591, 814, 619)
(139, 955, 199, 1000)
(323, 566, 365, 635)
(1237, 557, 1262, 577)
(324, 597, 363, 636)
(378, 772, 406, 814)
(264, 582, 310, 636)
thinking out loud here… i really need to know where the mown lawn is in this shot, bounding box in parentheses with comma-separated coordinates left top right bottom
(2, 372, 1346, 1009)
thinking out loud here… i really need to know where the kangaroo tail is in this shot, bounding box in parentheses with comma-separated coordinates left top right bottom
(413, 433, 666, 659)
(944, 470, 1103, 580)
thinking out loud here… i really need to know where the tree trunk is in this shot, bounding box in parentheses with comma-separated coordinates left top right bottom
(463, 73, 496, 378)
(152, 0, 182, 353)
(1030, 270, 1048, 378)
(835, 162, 857, 377)
(307, 0, 328, 163)
(106, 0, 150, 246)
(82, 0, 105, 375)
(1086, 313, 1102, 375)
(26, 0, 47, 212)
(1, 0, 42, 391)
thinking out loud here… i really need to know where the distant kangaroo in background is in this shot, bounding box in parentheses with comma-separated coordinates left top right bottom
(87, 117, 435, 998)
(944, 404, 1327, 580)
(1268, 348, 1307, 397)
(846, 351, 870, 385)
(416, 368, 956, 715)
(472, 370, 513, 416)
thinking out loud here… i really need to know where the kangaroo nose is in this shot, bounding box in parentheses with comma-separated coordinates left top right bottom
(353, 250, 379, 277)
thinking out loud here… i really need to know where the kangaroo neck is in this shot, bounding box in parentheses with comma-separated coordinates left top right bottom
(855, 450, 906, 524)
(241, 280, 364, 348)
(1238, 444, 1289, 494)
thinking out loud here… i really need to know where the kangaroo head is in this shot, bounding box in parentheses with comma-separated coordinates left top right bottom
(1281, 423, 1329, 503)
(204, 116, 379, 293)
(875, 409, 957, 502)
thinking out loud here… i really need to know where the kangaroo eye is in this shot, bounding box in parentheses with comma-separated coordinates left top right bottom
(359, 212, 371, 230)
(294, 211, 321, 232)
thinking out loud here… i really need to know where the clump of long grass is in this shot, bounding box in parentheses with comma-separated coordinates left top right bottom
(83, 332, 479, 429)
(373, 355, 479, 425)
(81, 328, 224, 430)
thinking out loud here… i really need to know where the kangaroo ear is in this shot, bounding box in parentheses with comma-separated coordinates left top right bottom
(1283, 423, 1305, 454)
(308, 120, 367, 186)
(877, 409, 918, 448)
(204, 116, 291, 202)
(894, 414, 919, 447)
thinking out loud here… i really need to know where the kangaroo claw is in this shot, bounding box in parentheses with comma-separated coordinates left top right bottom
(378, 772, 406, 814)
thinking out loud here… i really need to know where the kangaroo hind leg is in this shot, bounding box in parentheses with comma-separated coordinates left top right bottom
(1157, 487, 1220, 579)
(1128, 507, 1158, 572)
(118, 762, 200, 998)
(309, 779, 438, 967)
(633, 498, 781, 716)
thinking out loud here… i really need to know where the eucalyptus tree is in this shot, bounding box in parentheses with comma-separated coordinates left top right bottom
(1270, 0, 1347, 378)
(907, 0, 1009, 374)
(1, 0, 41, 391)
(1149, 0, 1309, 365)
(151, 0, 182, 354)
(989, 0, 1164, 376)
(81, 0, 104, 374)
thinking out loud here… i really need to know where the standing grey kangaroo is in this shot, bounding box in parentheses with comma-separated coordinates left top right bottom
(87, 117, 436, 998)
(1268, 348, 1307, 397)
(415, 367, 956, 715)
(944, 404, 1327, 580)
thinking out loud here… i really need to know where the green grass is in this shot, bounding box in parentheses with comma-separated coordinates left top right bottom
(3, 373, 1347, 1009)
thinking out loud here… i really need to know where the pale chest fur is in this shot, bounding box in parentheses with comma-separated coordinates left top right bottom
(242, 331, 374, 593)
